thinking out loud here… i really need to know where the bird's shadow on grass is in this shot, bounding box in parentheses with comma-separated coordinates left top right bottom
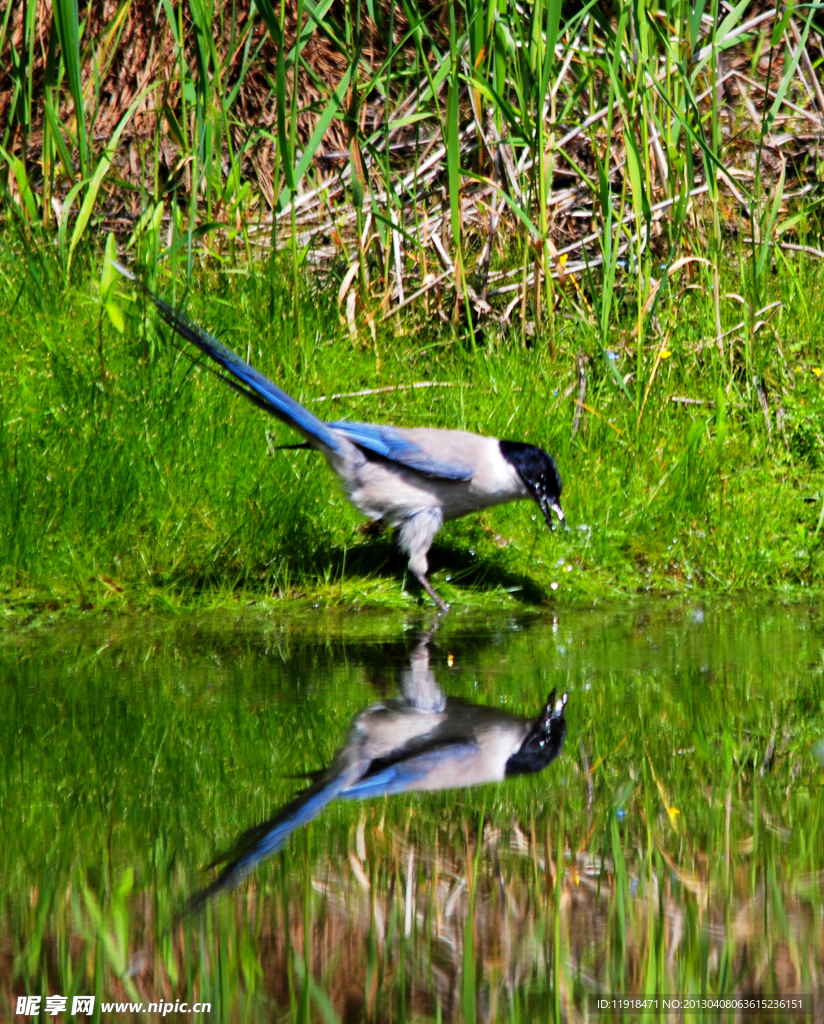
(311, 532, 549, 606)
(155, 527, 548, 607)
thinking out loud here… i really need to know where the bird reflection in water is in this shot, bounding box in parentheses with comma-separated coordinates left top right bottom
(187, 628, 567, 913)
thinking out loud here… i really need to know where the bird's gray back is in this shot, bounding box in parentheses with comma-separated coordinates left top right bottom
(336, 428, 529, 524)
(350, 699, 531, 789)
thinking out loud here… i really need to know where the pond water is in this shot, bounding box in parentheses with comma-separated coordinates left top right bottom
(2, 600, 823, 1022)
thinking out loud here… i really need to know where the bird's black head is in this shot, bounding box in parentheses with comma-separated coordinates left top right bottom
(499, 440, 564, 529)
(504, 690, 568, 777)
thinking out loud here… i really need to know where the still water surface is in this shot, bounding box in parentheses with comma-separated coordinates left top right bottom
(2, 600, 823, 1021)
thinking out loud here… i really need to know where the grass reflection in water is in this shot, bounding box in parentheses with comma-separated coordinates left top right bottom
(2, 602, 823, 1022)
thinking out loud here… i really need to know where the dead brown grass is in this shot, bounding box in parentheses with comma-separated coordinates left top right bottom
(0, 0, 440, 208)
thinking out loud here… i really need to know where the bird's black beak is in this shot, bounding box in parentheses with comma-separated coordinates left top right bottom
(504, 688, 568, 776)
(540, 497, 564, 531)
(541, 688, 568, 725)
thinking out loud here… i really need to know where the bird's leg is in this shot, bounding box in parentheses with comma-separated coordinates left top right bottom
(417, 617, 442, 646)
(397, 510, 449, 614)
(402, 623, 446, 710)
(414, 571, 450, 615)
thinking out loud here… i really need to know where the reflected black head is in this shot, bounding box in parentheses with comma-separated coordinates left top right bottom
(499, 440, 563, 529)
(505, 689, 568, 777)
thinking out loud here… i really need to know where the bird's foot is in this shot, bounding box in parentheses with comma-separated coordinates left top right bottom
(415, 572, 450, 615)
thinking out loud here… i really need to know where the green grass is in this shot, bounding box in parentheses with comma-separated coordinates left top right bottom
(2, 237, 824, 618)
(1, 604, 822, 1021)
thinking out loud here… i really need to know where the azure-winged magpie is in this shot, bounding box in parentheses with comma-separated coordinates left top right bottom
(185, 630, 567, 911)
(117, 265, 564, 611)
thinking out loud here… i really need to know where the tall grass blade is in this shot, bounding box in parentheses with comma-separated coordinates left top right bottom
(51, 0, 87, 180)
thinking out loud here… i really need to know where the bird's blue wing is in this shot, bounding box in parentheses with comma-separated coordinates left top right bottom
(339, 742, 480, 800)
(115, 263, 343, 455)
(328, 421, 473, 481)
(337, 762, 430, 799)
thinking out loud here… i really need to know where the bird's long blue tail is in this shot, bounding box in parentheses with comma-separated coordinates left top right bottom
(182, 770, 349, 917)
(114, 263, 342, 454)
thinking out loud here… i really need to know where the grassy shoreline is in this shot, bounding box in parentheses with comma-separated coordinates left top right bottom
(2, 241, 824, 622)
